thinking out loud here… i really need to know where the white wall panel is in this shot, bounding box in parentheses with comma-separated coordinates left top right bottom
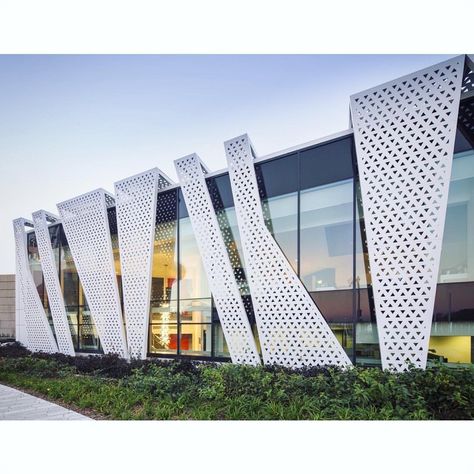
(225, 135, 352, 368)
(32, 210, 75, 356)
(13, 218, 58, 353)
(115, 168, 173, 359)
(57, 189, 128, 358)
(175, 154, 260, 365)
(350, 56, 464, 371)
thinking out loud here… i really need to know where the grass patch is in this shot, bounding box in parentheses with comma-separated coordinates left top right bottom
(0, 343, 473, 420)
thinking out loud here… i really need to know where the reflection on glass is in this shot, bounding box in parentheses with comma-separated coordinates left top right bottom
(149, 324, 178, 354)
(60, 230, 79, 307)
(107, 207, 122, 301)
(150, 301, 177, 323)
(78, 307, 100, 351)
(262, 192, 298, 272)
(66, 308, 79, 348)
(330, 323, 353, 358)
(439, 150, 474, 283)
(27, 232, 47, 306)
(428, 336, 471, 364)
(152, 190, 178, 305)
(300, 180, 353, 291)
(179, 216, 210, 299)
(180, 324, 212, 356)
(213, 322, 230, 358)
(180, 299, 212, 323)
(355, 181, 369, 288)
(49, 225, 61, 275)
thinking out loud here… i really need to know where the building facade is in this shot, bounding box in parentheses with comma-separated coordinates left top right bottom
(14, 55, 474, 371)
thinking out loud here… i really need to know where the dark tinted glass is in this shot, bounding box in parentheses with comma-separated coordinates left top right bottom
(207, 174, 234, 210)
(256, 153, 298, 199)
(300, 137, 354, 190)
(178, 189, 188, 218)
(310, 289, 353, 323)
(433, 282, 474, 322)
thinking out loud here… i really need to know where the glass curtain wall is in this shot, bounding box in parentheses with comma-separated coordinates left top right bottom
(149, 189, 179, 355)
(25, 225, 101, 352)
(355, 122, 474, 366)
(27, 231, 52, 332)
(58, 226, 101, 352)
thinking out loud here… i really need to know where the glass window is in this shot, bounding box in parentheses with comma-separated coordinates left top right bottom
(180, 324, 212, 356)
(262, 192, 298, 272)
(48, 224, 61, 276)
(311, 289, 353, 323)
(213, 322, 230, 358)
(149, 324, 178, 354)
(107, 207, 122, 300)
(256, 153, 299, 198)
(355, 182, 370, 289)
(300, 179, 353, 291)
(150, 300, 177, 323)
(207, 174, 234, 209)
(78, 307, 100, 352)
(60, 228, 80, 307)
(151, 189, 178, 304)
(179, 216, 210, 300)
(438, 149, 474, 283)
(27, 232, 47, 306)
(300, 137, 354, 190)
(180, 298, 212, 323)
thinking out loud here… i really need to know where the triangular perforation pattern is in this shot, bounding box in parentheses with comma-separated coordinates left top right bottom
(13, 218, 58, 353)
(32, 210, 75, 356)
(350, 56, 464, 371)
(57, 190, 128, 358)
(115, 169, 171, 359)
(225, 135, 352, 369)
(175, 154, 260, 365)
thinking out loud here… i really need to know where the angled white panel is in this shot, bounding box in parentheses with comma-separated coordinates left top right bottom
(115, 168, 173, 359)
(57, 189, 128, 358)
(225, 135, 352, 368)
(350, 56, 465, 371)
(32, 210, 75, 356)
(175, 154, 260, 365)
(13, 218, 58, 353)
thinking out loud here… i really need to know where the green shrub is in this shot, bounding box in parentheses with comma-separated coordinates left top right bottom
(1, 350, 473, 420)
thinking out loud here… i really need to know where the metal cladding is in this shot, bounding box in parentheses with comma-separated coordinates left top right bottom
(350, 56, 465, 371)
(115, 168, 173, 359)
(13, 218, 58, 353)
(175, 154, 260, 365)
(13, 56, 471, 369)
(32, 210, 75, 356)
(57, 189, 128, 358)
(225, 134, 352, 368)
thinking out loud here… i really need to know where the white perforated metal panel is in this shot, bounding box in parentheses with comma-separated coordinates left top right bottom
(225, 135, 352, 368)
(57, 189, 128, 358)
(175, 154, 260, 365)
(32, 210, 75, 356)
(13, 218, 58, 353)
(350, 56, 465, 371)
(115, 168, 173, 359)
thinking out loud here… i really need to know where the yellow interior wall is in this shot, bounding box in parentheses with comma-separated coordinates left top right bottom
(428, 336, 471, 364)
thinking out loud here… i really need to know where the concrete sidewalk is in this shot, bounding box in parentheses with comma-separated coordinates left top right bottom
(0, 383, 91, 420)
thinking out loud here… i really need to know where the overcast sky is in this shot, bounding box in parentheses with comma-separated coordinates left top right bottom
(0, 54, 452, 273)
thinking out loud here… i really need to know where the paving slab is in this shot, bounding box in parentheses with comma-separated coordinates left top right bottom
(0, 383, 91, 420)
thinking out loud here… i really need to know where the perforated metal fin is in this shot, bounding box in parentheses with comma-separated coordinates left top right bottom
(350, 56, 465, 371)
(175, 154, 260, 365)
(115, 168, 173, 359)
(225, 135, 352, 368)
(57, 189, 128, 358)
(13, 218, 58, 353)
(32, 210, 75, 356)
